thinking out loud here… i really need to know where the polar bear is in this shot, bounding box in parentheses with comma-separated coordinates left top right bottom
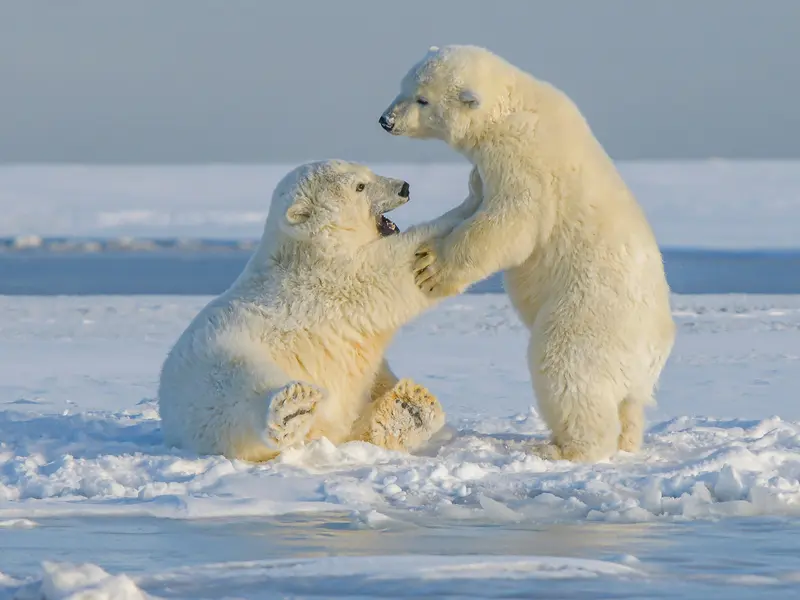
(158, 160, 475, 461)
(379, 45, 676, 462)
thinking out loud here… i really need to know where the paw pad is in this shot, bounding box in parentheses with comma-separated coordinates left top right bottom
(265, 382, 324, 449)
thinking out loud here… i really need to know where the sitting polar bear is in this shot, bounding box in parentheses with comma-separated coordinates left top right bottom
(158, 160, 477, 461)
(379, 45, 676, 463)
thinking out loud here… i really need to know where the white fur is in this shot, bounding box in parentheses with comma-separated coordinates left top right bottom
(380, 45, 676, 463)
(157, 160, 468, 461)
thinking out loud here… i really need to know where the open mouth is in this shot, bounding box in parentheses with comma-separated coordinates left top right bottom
(377, 214, 400, 237)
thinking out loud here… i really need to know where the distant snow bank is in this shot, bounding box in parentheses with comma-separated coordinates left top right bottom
(0, 235, 258, 254)
(1, 161, 799, 249)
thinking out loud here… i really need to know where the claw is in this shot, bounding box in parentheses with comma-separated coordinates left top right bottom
(413, 253, 436, 272)
(415, 268, 436, 288)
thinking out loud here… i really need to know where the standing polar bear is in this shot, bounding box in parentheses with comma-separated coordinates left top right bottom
(158, 160, 475, 461)
(379, 45, 675, 462)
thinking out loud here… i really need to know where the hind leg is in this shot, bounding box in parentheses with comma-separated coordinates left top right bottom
(264, 381, 326, 450)
(618, 395, 646, 453)
(370, 359, 400, 402)
(353, 379, 445, 453)
(528, 333, 622, 463)
(532, 388, 621, 462)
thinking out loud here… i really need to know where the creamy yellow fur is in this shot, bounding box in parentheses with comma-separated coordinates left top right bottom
(381, 45, 676, 462)
(158, 160, 466, 461)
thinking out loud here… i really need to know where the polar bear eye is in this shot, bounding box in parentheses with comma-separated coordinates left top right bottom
(416, 97, 429, 106)
(355, 183, 366, 192)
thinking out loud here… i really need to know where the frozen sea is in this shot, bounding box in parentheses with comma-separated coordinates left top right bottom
(1, 162, 799, 599)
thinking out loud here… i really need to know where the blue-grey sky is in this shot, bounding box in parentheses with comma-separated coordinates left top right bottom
(1, 1, 798, 163)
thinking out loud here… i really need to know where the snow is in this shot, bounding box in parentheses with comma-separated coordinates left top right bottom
(1, 292, 800, 597)
(1, 161, 799, 597)
(0, 519, 37, 529)
(23, 562, 146, 600)
(0, 294, 799, 526)
(1, 160, 800, 249)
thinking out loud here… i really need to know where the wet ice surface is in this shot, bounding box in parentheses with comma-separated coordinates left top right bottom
(2, 514, 799, 599)
(1, 294, 799, 598)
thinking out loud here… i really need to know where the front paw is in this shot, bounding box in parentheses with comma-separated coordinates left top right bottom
(413, 242, 463, 297)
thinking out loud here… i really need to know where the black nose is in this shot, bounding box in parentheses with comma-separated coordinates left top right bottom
(379, 114, 394, 132)
(399, 182, 410, 198)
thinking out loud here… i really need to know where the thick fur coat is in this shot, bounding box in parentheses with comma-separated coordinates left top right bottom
(380, 45, 676, 462)
(158, 160, 476, 460)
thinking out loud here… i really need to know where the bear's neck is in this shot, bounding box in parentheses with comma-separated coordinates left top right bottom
(450, 108, 524, 159)
(456, 127, 507, 164)
(253, 236, 362, 278)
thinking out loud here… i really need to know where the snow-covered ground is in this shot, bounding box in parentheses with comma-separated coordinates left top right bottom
(1, 294, 799, 598)
(1, 160, 800, 249)
(1, 162, 799, 598)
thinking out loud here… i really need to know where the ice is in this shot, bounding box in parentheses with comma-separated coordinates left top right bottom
(1, 161, 800, 249)
(2, 555, 645, 600)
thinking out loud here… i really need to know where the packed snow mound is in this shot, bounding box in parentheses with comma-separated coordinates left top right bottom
(0, 398, 798, 523)
(4, 562, 147, 600)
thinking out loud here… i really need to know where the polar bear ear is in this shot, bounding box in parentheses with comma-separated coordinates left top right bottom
(458, 89, 481, 109)
(285, 198, 312, 225)
(428, 45, 439, 52)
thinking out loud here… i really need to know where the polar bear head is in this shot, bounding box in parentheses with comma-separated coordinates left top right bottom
(379, 45, 520, 148)
(264, 160, 410, 253)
